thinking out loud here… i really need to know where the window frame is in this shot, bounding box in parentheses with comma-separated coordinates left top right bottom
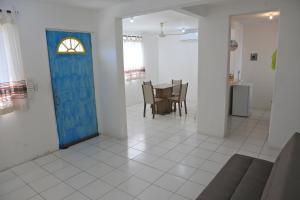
(56, 37, 86, 55)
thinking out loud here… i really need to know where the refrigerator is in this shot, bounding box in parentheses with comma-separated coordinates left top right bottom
(231, 84, 252, 117)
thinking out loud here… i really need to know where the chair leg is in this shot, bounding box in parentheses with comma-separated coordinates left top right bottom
(178, 102, 182, 117)
(184, 100, 187, 114)
(143, 103, 146, 117)
(174, 102, 176, 112)
(152, 104, 155, 119)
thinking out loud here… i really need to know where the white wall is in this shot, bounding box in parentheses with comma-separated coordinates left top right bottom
(269, 1, 300, 148)
(241, 22, 278, 110)
(188, 0, 300, 147)
(125, 34, 159, 106)
(230, 21, 243, 81)
(0, 0, 97, 171)
(197, 13, 230, 137)
(158, 35, 198, 102)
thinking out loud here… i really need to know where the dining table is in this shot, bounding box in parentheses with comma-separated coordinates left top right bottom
(153, 83, 178, 115)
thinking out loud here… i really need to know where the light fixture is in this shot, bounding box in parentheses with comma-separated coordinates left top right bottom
(130, 17, 134, 23)
(181, 28, 186, 33)
(269, 15, 273, 20)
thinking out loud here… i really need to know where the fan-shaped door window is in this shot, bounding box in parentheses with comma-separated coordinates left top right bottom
(57, 37, 85, 54)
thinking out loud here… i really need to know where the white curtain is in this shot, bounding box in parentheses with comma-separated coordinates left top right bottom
(0, 11, 27, 114)
(123, 36, 145, 80)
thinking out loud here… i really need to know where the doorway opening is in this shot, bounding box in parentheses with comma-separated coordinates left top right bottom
(122, 10, 199, 140)
(227, 11, 280, 153)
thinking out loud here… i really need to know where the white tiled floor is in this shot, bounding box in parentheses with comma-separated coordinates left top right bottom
(0, 103, 281, 200)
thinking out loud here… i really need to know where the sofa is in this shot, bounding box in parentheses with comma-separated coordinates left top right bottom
(197, 132, 300, 200)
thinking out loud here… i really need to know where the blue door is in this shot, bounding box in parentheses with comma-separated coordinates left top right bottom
(46, 30, 98, 148)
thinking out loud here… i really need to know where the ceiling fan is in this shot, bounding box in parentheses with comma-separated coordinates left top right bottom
(158, 22, 197, 38)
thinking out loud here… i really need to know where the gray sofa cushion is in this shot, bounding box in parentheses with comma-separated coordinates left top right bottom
(197, 154, 272, 200)
(197, 132, 300, 200)
(230, 158, 273, 200)
(261, 132, 300, 200)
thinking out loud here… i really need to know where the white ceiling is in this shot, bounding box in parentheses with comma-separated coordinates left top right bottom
(123, 10, 198, 34)
(232, 11, 280, 24)
(36, 0, 135, 9)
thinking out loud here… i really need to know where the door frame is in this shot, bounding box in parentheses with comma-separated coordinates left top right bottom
(45, 28, 100, 149)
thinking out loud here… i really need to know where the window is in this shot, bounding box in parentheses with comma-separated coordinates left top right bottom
(0, 11, 27, 115)
(123, 35, 145, 80)
(57, 37, 85, 54)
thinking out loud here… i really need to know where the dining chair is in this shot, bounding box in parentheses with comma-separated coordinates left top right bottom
(171, 79, 182, 97)
(143, 80, 157, 97)
(143, 80, 152, 85)
(142, 84, 163, 119)
(168, 83, 188, 116)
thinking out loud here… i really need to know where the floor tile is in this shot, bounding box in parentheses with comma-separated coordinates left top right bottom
(101, 169, 131, 186)
(63, 192, 90, 200)
(105, 144, 129, 154)
(168, 194, 189, 200)
(258, 154, 276, 162)
(29, 175, 61, 193)
(62, 152, 86, 163)
(71, 157, 99, 170)
(118, 176, 150, 196)
(103, 155, 128, 168)
(120, 148, 143, 159)
(53, 165, 81, 181)
(240, 143, 262, 154)
(216, 145, 238, 156)
(29, 195, 44, 200)
(132, 153, 159, 165)
(154, 173, 185, 192)
(198, 142, 220, 151)
(43, 159, 70, 173)
(189, 148, 214, 159)
(157, 141, 178, 150)
(144, 146, 169, 156)
(34, 155, 58, 166)
(65, 172, 96, 189)
(12, 162, 40, 176)
(86, 162, 114, 178)
(0, 170, 17, 185)
(78, 146, 101, 156)
(168, 164, 196, 179)
(163, 150, 187, 162)
(135, 166, 164, 183)
(189, 169, 215, 185)
(172, 144, 195, 154)
(100, 189, 134, 200)
(91, 151, 115, 162)
(118, 160, 146, 175)
(0, 185, 36, 200)
(20, 167, 50, 183)
(79, 180, 113, 200)
(40, 183, 75, 200)
(138, 185, 172, 200)
(149, 158, 176, 171)
(176, 181, 204, 200)
(181, 155, 205, 168)
(208, 152, 231, 164)
(200, 160, 223, 174)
